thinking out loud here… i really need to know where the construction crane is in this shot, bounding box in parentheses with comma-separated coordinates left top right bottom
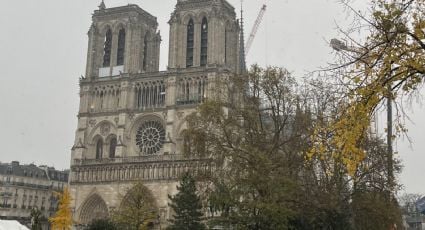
(245, 3, 267, 55)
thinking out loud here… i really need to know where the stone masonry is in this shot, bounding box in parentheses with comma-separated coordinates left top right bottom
(69, 0, 242, 228)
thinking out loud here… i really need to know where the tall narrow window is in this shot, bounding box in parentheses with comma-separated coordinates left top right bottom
(109, 138, 117, 158)
(103, 29, 112, 67)
(186, 19, 194, 67)
(143, 33, 149, 71)
(200, 17, 208, 66)
(99, 92, 104, 110)
(117, 28, 126, 66)
(224, 29, 228, 65)
(96, 139, 103, 159)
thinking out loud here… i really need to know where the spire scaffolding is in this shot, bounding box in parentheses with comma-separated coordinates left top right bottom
(239, 1, 247, 74)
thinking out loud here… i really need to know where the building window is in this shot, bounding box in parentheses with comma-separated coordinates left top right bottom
(186, 19, 194, 67)
(22, 195, 27, 209)
(117, 28, 126, 66)
(103, 28, 112, 67)
(41, 197, 45, 210)
(200, 17, 208, 66)
(13, 195, 18, 208)
(96, 139, 103, 159)
(143, 33, 149, 71)
(109, 137, 117, 158)
(28, 195, 32, 209)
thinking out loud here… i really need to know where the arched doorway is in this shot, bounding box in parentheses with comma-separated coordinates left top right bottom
(79, 193, 109, 224)
(114, 182, 159, 229)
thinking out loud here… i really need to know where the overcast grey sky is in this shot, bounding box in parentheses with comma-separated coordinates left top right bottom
(0, 0, 423, 194)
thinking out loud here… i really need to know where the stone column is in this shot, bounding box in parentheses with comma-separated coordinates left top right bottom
(110, 30, 119, 70)
(86, 25, 95, 78)
(168, 22, 176, 69)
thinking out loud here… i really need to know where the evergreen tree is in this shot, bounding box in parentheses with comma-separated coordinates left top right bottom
(168, 173, 205, 230)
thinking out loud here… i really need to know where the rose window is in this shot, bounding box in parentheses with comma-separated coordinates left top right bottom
(136, 121, 165, 155)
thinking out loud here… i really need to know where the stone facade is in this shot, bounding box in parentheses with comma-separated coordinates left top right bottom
(0, 161, 69, 230)
(69, 0, 241, 228)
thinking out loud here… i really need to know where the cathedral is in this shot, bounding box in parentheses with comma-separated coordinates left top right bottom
(69, 0, 243, 228)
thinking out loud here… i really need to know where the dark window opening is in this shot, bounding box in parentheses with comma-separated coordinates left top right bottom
(103, 29, 112, 67)
(200, 17, 208, 66)
(224, 29, 228, 65)
(96, 139, 103, 159)
(143, 34, 149, 71)
(117, 28, 126, 66)
(109, 138, 117, 158)
(186, 19, 194, 67)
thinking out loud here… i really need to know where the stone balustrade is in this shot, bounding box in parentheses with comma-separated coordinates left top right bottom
(70, 155, 212, 184)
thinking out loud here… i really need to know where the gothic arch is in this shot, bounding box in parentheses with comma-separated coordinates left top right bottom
(182, 13, 196, 26)
(106, 134, 118, 158)
(86, 134, 104, 159)
(120, 183, 158, 209)
(99, 24, 113, 36)
(88, 120, 117, 141)
(196, 11, 209, 24)
(128, 114, 164, 135)
(113, 22, 127, 34)
(79, 193, 109, 224)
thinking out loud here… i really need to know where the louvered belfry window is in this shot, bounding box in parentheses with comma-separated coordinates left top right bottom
(117, 28, 126, 65)
(186, 19, 194, 67)
(200, 17, 208, 66)
(102, 29, 112, 67)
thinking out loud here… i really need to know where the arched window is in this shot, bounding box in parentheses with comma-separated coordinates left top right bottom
(96, 139, 103, 159)
(200, 17, 208, 66)
(143, 33, 149, 71)
(103, 28, 112, 67)
(117, 28, 126, 66)
(109, 138, 117, 158)
(186, 19, 194, 67)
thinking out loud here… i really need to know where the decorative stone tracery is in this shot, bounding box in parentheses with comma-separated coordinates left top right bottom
(134, 80, 166, 110)
(91, 84, 121, 112)
(136, 120, 165, 155)
(79, 193, 109, 224)
(71, 159, 212, 184)
(176, 76, 207, 105)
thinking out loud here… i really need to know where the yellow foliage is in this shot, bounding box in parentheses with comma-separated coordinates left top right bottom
(310, 0, 425, 175)
(49, 187, 73, 230)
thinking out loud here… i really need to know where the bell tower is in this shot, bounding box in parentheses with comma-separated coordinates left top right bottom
(168, 0, 240, 72)
(70, 1, 243, 228)
(85, 2, 161, 79)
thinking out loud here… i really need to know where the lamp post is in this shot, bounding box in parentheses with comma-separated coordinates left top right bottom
(330, 38, 394, 193)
